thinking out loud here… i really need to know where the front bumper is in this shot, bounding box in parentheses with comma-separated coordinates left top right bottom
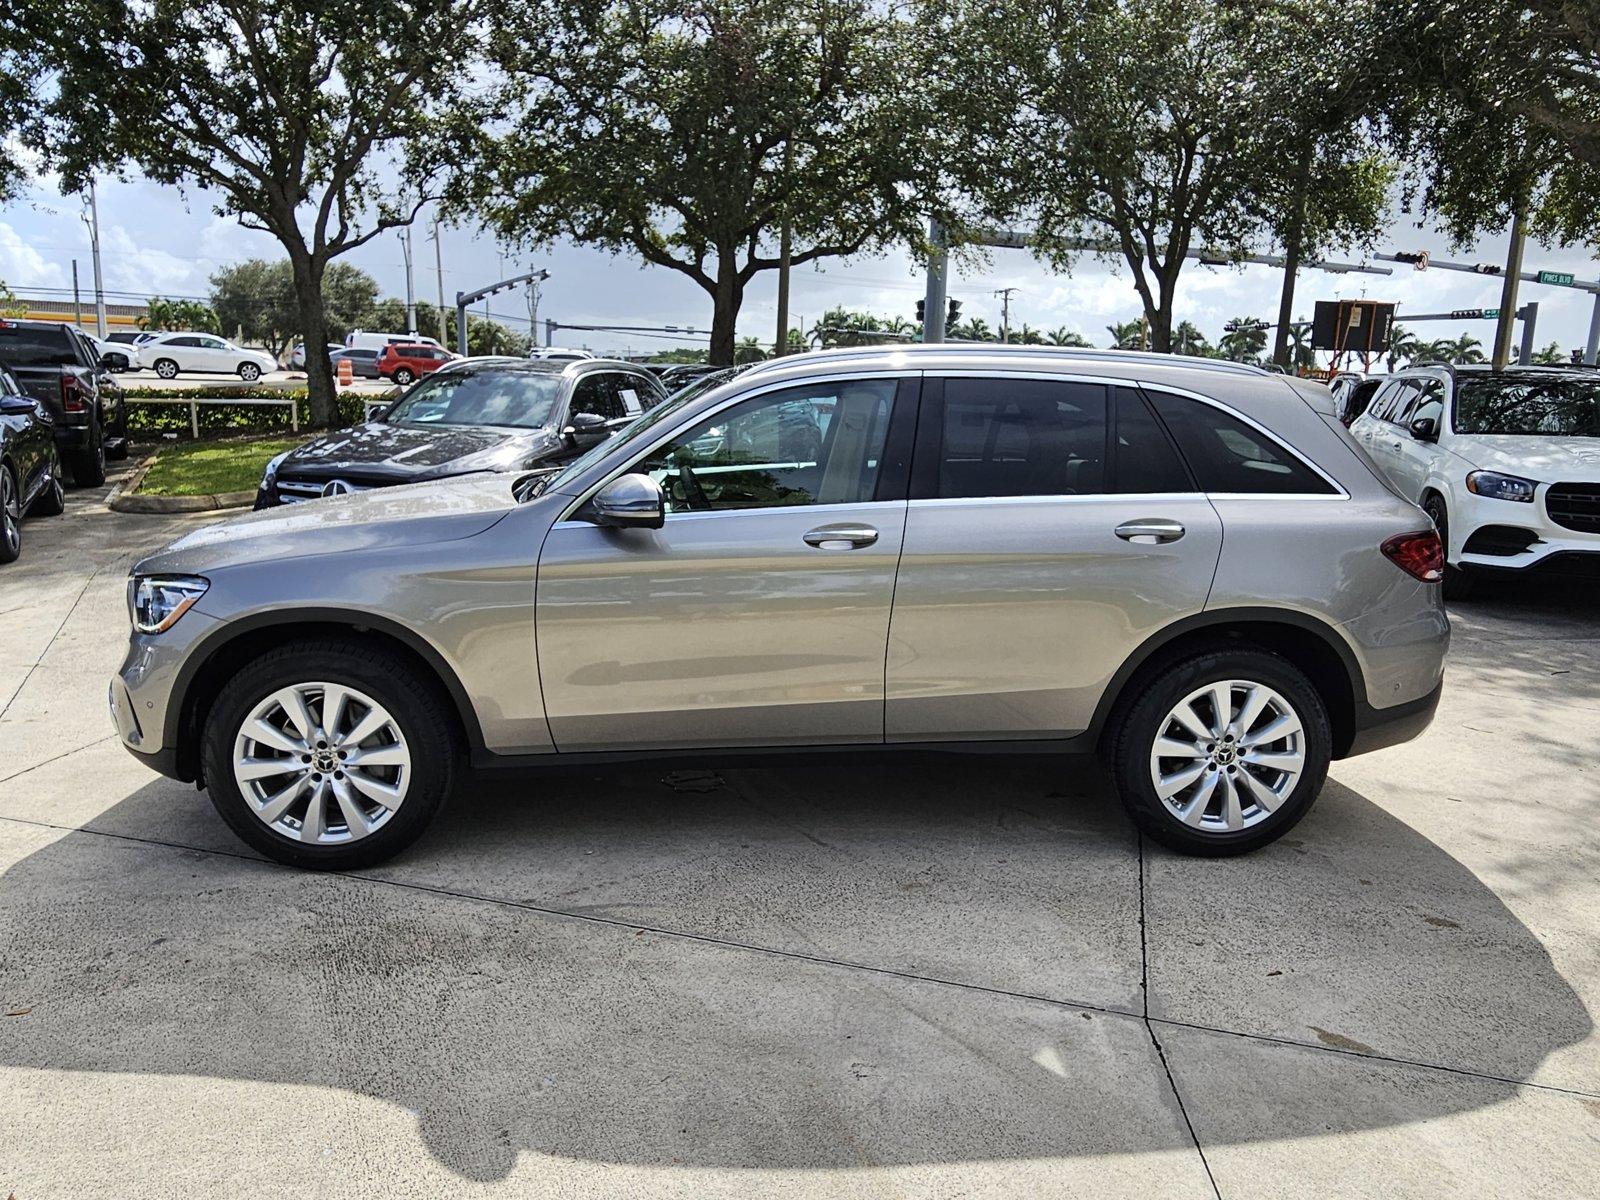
(110, 611, 223, 783)
(1452, 486, 1600, 572)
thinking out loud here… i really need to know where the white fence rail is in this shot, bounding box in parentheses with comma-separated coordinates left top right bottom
(125, 395, 299, 438)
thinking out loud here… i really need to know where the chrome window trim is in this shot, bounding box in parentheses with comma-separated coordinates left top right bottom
(555, 369, 920, 522)
(550, 498, 909, 531)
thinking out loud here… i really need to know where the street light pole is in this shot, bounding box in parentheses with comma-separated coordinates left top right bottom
(774, 139, 793, 357)
(430, 219, 447, 344)
(86, 179, 107, 338)
(994, 286, 1018, 343)
(401, 227, 417, 335)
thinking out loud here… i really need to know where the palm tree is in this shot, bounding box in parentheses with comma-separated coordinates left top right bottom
(951, 316, 995, 342)
(1532, 340, 1569, 365)
(1013, 323, 1045, 345)
(1218, 317, 1268, 363)
(1385, 324, 1422, 372)
(1285, 323, 1317, 371)
(1105, 319, 1146, 349)
(1046, 326, 1093, 347)
(733, 336, 768, 364)
(1446, 333, 1485, 364)
(1170, 320, 1212, 357)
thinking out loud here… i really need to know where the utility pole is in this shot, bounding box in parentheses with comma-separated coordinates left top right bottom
(429, 218, 447, 344)
(86, 179, 107, 338)
(71, 260, 82, 329)
(527, 275, 541, 339)
(1492, 209, 1527, 371)
(921, 217, 949, 344)
(774, 139, 793, 357)
(994, 286, 1018, 343)
(401, 227, 417, 335)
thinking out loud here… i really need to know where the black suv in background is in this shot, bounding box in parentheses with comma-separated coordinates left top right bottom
(0, 319, 129, 486)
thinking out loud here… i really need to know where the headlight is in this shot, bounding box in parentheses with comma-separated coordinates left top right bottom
(1465, 471, 1537, 503)
(129, 575, 208, 634)
(261, 451, 289, 487)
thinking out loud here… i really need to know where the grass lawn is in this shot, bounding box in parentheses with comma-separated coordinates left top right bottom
(136, 435, 305, 497)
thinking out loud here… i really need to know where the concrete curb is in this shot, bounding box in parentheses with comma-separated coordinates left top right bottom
(107, 453, 255, 514)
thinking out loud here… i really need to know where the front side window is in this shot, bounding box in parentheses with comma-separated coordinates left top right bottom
(636, 379, 896, 513)
(570, 375, 623, 420)
(1147, 392, 1334, 494)
(384, 370, 563, 429)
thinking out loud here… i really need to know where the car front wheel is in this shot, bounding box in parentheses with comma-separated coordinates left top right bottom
(0, 467, 21, 564)
(29, 451, 65, 516)
(154, 358, 179, 380)
(238, 362, 262, 382)
(201, 639, 457, 870)
(1110, 648, 1331, 856)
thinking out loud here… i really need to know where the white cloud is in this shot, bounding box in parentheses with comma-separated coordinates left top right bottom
(0, 221, 67, 289)
(100, 223, 205, 295)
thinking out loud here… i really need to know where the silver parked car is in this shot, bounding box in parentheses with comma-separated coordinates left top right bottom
(112, 346, 1449, 869)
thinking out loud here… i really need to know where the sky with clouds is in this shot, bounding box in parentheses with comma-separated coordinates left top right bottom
(4, 167, 1600, 362)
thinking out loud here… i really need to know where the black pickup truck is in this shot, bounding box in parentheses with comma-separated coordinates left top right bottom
(0, 318, 128, 486)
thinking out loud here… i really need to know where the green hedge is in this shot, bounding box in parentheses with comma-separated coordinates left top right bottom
(123, 386, 400, 438)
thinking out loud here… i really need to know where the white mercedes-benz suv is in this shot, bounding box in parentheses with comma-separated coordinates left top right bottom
(1350, 364, 1600, 595)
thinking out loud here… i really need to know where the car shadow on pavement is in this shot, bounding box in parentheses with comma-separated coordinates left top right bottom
(0, 756, 1589, 1182)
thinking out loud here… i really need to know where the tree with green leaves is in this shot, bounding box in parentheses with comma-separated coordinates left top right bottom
(0, 10, 27, 203)
(1385, 324, 1422, 372)
(21, 0, 486, 426)
(1219, 318, 1269, 364)
(1170, 321, 1212, 358)
(951, 316, 995, 343)
(1532, 341, 1569, 366)
(0, 280, 24, 318)
(1105, 320, 1147, 350)
(140, 297, 220, 335)
(461, 0, 935, 365)
(1046, 327, 1093, 348)
(210, 259, 381, 357)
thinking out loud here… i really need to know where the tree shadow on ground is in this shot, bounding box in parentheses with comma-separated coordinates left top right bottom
(0, 756, 1587, 1181)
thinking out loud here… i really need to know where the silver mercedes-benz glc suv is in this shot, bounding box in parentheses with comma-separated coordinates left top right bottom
(112, 346, 1448, 869)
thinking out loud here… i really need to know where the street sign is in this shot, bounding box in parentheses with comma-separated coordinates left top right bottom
(1537, 270, 1576, 286)
(1486, 308, 1500, 318)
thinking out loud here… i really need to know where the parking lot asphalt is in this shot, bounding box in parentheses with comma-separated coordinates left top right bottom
(1, 471, 1597, 1198)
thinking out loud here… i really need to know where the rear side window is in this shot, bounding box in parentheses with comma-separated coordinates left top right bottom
(934, 378, 1107, 498)
(1146, 391, 1334, 495)
(1110, 387, 1192, 493)
(0, 323, 77, 367)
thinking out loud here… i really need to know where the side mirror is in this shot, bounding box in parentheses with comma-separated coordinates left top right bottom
(98, 353, 118, 368)
(0, 395, 37, 416)
(563, 411, 609, 444)
(1409, 416, 1438, 441)
(591, 473, 665, 530)
(366, 403, 391, 422)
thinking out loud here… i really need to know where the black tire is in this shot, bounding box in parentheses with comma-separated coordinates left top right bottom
(153, 358, 179, 380)
(1110, 648, 1332, 857)
(29, 452, 65, 516)
(392, 367, 415, 386)
(1422, 494, 1475, 600)
(0, 465, 21, 564)
(238, 362, 262, 382)
(201, 639, 457, 870)
(68, 420, 106, 488)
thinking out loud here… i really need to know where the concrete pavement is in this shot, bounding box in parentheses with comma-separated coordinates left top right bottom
(1, 472, 1597, 1197)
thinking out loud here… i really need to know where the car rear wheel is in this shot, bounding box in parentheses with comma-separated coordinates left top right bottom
(29, 452, 65, 516)
(1422, 494, 1475, 600)
(392, 367, 414, 386)
(68, 420, 106, 488)
(153, 358, 179, 380)
(1110, 648, 1331, 856)
(238, 362, 262, 382)
(201, 640, 457, 870)
(0, 466, 21, 564)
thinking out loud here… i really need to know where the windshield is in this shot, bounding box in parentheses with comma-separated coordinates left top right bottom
(1455, 375, 1600, 437)
(524, 384, 703, 500)
(385, 370, 562, 430)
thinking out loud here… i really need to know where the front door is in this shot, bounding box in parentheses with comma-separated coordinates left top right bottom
(536, 376, 915, 752)
(886, 377, 1225, 741)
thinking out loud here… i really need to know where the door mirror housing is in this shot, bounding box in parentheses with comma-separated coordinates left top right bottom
(0, 395, 36, 416)
(1409, 416, 1438, 441)
(590, 473, 665, 530)
(564, 410, 609, 445)
(366, 403, 391, 423)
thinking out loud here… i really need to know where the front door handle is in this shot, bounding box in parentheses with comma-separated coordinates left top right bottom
(1115, 518, 1186, 544)
(803, 523, 879, 550)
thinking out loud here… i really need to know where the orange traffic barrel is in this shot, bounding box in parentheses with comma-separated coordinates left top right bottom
(337, 357, 354, 387)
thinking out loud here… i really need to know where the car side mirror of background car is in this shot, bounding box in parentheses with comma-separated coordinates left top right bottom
(366, 403, 390, 422)
(590, 473, 665, 530)
(0, 395, 37, 415)
(1409, 416, 1438, 441)
(564, 411, 610, 445)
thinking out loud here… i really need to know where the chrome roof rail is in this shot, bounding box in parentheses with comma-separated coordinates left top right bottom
(738, 342, 1272, 379)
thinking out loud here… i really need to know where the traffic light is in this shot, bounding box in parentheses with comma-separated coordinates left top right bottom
(946, 299, 962, 327)
(1393, 250, 1430, 270)
(916, 299, 926, 323)
(1472, 263, 1503, 276)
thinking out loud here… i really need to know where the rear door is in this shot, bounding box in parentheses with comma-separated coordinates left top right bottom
(885, 375, 1223, 741)
(536, 375, 915, 750)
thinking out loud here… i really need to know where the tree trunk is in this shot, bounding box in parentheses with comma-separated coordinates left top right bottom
(1147, 271, 1179, 353)
(1273, 141, 1315, 371)
(290, 253, 337, 428)
(709, 260, 744, 366)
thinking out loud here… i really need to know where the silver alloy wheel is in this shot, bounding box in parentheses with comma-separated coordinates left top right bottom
(232, 681, 411, 845)
(155, 359, 178, 379)
(1148, 679, 1305, 834)
(2, 470, 18, 553)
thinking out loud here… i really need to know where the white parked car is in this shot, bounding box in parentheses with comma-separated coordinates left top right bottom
(140, 332, 279, 382)
(527, 347, 594, 361)
(1350, 364, 1600, 595)
(90, 334, 139, 371)
(345, 331, 447, 354)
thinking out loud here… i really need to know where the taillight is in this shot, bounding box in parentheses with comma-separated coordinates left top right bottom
(60, 373, 87, 412)
(1381, 530, 1444, 582)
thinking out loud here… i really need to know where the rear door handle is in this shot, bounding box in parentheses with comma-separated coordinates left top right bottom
(803, 523, 879, 549)
(1115, 519, 1185, 544)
